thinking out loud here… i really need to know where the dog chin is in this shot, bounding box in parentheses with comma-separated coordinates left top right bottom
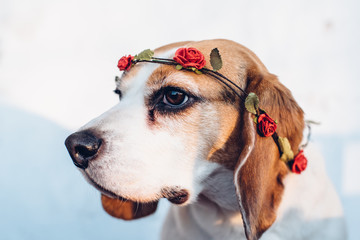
(81, 171, 127, 200)
(82, 171, 190, 205)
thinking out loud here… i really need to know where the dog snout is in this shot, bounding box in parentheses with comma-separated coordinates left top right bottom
(65, 131, 102, 169)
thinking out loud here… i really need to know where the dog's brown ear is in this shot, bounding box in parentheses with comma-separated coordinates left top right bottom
(101, 194, 158, 220)
(234, 73, 304, 240)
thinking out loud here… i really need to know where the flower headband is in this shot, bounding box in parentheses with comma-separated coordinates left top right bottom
(117, 48, 307, 174)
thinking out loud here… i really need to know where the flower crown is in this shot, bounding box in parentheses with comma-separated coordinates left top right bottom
(117, 48, 307, 174)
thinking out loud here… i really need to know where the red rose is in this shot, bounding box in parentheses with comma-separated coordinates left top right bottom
(257, 113, 277, 137)
(117, 55, 134, 71)
(291, 150, 308, 174)
(173, 48, 206, 69)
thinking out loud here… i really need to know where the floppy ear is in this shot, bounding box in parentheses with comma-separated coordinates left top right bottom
(234, 73, 304, 240)
(101, 194, 158, 220)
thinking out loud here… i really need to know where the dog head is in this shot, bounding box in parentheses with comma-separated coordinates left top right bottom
(65, 39, 304, 240)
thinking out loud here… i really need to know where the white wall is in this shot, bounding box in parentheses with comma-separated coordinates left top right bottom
(1, 0, 359, 239)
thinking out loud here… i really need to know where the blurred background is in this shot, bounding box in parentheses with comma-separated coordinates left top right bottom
(0, 0, 359, 239)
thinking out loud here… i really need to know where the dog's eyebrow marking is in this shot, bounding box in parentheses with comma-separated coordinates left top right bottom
(147, 74, 201, 101)
(146, 66, 172, 88)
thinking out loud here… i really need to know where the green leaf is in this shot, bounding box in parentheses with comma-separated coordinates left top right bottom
(210, 48, 223, 71)
(278, 137, 294, 163)
(245, 92, 259, 115)
(134, 49, 154, 61)
(176, 65, 183, 70)
(191, 67, 196, 72)
(253, 116, 258, 124)
(195, 69, 202, 74)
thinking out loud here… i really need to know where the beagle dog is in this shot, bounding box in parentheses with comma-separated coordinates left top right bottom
(65, 39, 346, 240)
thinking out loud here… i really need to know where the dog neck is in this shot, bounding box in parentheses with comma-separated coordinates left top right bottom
(162, 165, 246, 240)
(200, 165, 240, 212)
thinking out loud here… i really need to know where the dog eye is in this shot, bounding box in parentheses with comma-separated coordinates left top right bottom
(163, 90, 189, 106)
(113, 89, 122, 100)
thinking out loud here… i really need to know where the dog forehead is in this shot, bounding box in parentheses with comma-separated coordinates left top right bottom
(145, 66, 201, 93)
(117, 39, 268, 103)
(147, 39, 266, 92)
(117, 47, 181, 91)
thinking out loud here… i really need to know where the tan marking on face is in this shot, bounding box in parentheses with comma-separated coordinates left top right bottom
(206, 103, 240, 160)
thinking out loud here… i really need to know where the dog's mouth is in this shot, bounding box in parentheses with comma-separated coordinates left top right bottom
(83, 172, 189, 205)
(82, 171, 125, 200)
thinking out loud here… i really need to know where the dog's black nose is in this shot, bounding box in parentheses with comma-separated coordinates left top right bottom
(65, 131, 102, 169)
